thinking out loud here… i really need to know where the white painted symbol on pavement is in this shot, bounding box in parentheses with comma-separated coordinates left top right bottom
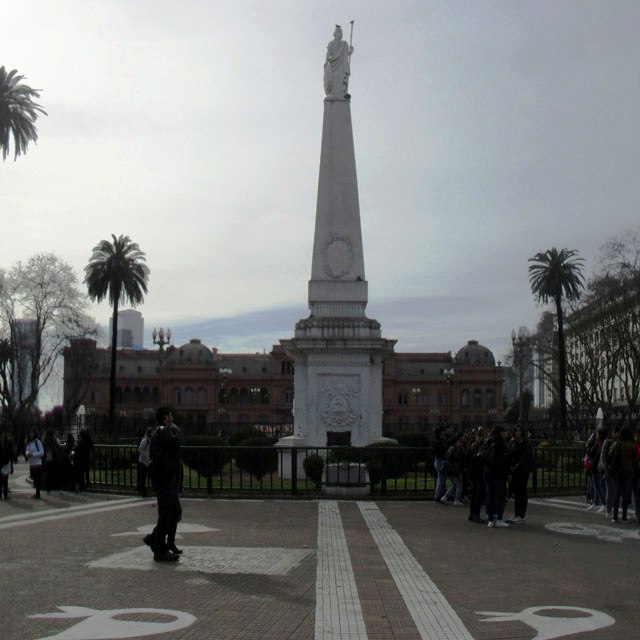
(112, 522, 218, 537)
(478, 606, 615, 640)
(29, 606, 196, 639)
(546, 521, 640, 543)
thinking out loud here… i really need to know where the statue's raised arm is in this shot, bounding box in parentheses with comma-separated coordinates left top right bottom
(323, 24, 354, 100)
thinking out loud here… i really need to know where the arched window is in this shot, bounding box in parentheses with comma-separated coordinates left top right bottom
(239, 388, 250, 405)
(173, 387, 182, 406)
(417, 393, 429, 406)
(284, 388, 294, 404)
(461, 389, 470, 408)
(485, 390, 495, 409)
(397, 391, 409, 406)
(197, 387, 206, 405)
(185, 388, 194, 405)
(473, 390, 482, 408)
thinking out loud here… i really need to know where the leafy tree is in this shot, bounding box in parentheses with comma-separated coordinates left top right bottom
(62, 337, 98, 425)
(0, 66, 47, 161)
(529, 247, 585, 432)
(564, 227, 640, 430)
(84, 235, 149, 431)
(0, 254, 94, 436)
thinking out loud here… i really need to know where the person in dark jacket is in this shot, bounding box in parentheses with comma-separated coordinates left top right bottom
(609, 427, 637, 523)
(467, 429, 488, 523)
(483, 425, 511, 528)
(144, 407, 183, 562)
(508, 426, 534, 523)
(74, 429, 93, 491)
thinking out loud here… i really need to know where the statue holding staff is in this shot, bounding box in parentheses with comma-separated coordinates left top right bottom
(324, 22, 354, 99)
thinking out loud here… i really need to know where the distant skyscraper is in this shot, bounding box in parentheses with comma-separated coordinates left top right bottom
(109, 309, 144, 349)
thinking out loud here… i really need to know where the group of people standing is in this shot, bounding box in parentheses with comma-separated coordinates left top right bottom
(584, 426, 640, 522)
(24, 428, 93, 498)
(434, 424, 535, 528)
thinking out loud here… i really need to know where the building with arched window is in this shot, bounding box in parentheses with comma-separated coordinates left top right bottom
(63, 338, 504, 435)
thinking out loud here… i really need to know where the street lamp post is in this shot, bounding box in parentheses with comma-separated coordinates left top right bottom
(152, 327, 171, 404)
(412, 387, 421, 431)
(511, 326, 530, 427)
(443, 367, 455, 426)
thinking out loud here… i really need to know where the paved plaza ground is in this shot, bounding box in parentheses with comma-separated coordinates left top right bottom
(1, 461, 638, 640)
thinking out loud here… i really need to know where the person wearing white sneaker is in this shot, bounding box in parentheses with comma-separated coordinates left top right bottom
(508, 426, 534, 524)
(494, 520, 510, 528)
(482, 426, 510, 528)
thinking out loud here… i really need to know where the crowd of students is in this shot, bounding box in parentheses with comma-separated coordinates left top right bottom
(584, 426, 640, 522)
(434, 424, 535, 528)
(1, 428, 94, 499)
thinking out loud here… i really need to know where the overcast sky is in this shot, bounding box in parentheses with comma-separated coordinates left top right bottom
(3, 1, 640, 367)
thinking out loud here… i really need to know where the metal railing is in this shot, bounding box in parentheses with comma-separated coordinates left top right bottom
(88, 444, 587, 498)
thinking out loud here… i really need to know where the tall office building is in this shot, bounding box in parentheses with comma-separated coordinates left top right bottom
(109, 309, 144, 349)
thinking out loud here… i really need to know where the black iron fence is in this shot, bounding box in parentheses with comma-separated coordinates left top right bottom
(89, 443, 586, 498)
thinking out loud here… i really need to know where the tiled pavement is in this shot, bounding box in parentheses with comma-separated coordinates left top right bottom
(2, 462, 639, 640)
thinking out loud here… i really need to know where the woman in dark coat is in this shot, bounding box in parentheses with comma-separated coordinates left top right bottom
(483, 425, 511, 528)
(508, 426, 534, 523)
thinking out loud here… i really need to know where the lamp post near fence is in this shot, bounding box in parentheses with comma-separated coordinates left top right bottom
(443, 367, 455, 426)
(152, 327, 171, 405)
(511, 326, 530, 427)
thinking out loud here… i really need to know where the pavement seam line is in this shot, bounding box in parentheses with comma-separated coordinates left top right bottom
(357, 502, 474, 640)
(315, 500, 368, 640)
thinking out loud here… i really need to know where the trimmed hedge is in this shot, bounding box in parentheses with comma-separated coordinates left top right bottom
(303, 453, 325, 489)
(182, 435, 230, 478)
(234, 437, 278, 481)
(228, 428, 266, 446)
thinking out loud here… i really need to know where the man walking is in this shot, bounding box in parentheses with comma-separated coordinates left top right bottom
(144, 407, 183, 562)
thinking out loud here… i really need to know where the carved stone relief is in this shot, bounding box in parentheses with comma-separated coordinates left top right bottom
(322, 237, 354, 279)
(318, 376, 360, 430)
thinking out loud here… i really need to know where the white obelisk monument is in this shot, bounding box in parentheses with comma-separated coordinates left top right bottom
(280, 25, 396, 448)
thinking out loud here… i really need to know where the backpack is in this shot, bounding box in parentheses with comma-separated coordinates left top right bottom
(606, 442, 621, 477)
(598, 440, 611, 474)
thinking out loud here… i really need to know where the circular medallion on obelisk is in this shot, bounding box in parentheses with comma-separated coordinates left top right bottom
(322, 237, 354, 279)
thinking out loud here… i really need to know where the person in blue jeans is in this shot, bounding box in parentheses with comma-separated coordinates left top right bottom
(433, 427, 450, 502)
(610, 427, 637, 523)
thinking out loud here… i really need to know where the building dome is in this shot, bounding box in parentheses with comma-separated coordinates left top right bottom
(168, 338, 213, 364)
(455, 340, 495, 367)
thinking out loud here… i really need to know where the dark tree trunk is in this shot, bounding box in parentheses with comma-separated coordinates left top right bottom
(109, 297, 119, 434)
(555, 293, 568, 432)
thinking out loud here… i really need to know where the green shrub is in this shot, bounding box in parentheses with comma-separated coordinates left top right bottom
(365, 442, 410, 484)
(234, 437, 278, 481)
(394, 433, 430, 469)
(303, 453, 325, 488)
(182, 436, 230, 478)
(228, 427, 266, 447)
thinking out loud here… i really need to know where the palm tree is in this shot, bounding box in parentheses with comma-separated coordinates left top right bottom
(84, 235, 150, 432)
(528, 247, 585, 432)
(0, 66, 47, 161)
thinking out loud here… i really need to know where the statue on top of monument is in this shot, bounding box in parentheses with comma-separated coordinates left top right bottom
(324, 23, 354, 100)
